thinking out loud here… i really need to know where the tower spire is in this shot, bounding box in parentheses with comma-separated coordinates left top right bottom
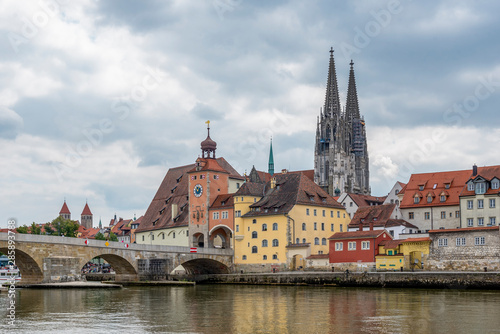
(346, 59, 360, 120)
(324, 47, 342, 118)
(268, 137, 274, 176)
(200, 120, 217, 159)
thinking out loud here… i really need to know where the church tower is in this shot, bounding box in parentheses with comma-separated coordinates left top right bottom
(81, 202, 93, 229)
(268, 138, 274, 176)
(59, 200, 71, 220)
(314, 48, 370, 195)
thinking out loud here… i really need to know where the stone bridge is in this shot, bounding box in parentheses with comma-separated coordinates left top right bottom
(0, 233, 233, 284)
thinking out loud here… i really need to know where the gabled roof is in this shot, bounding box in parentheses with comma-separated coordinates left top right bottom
(346, 193, 386, 207)
(210, 194, 234, 209)
(348, 204, 396, 228)
(461, 165, 500, 197)
(234, 182, 266, 197)
(429, 226, 499, 233)
(379, 239, 403, 249)
(188, 158, 229, 174)
(81, 203, 92, 215)
(329, 229, 389, 240)
(289, 169, 315, 182)
(60, 201, 71, 214)
(216, 157, 245, 180)
(136, 163, 194, 233)
(242, 172, 343, 217)
(400, 169, 471, 208)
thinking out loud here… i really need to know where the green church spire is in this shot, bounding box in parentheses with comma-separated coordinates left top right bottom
(268, 137, 274, 176)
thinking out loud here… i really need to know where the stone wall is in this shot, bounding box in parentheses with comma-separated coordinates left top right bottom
(428, 229, 500, 271)
(330, 262, 375, 272)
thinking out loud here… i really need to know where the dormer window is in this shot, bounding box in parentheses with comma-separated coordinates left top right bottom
(309, 196, 314, 202)
(419, 185, 424, 191)
(427, 195, 433, 203)
(414, 195, 421, 204)
(159, 208, 165, 215)
(467, 182, 474, 191)
(475, 182, 486, 195)
(171, 185, 177, 194)
(492, 179, 499, 190)
(176, 175, 182, 183)
(444, 183, 450, 189)
(440, 195, 446, 202)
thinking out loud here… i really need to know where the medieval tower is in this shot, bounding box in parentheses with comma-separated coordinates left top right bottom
(314, 48, 370, 196)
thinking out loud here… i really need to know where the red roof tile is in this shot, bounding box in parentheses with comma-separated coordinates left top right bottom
(210, 194, 234, 209)
(379, 239, 403, 249)
(401, 237, 430, 243)
(429, 226, 499, 233)
(329, 230, 389, 240)
(461, 165, 500, 196)
(306, 254, 329, 259)
(81, 203, 92, 215)
(348, 204, 396, 228)
(60, 201, 71, 214)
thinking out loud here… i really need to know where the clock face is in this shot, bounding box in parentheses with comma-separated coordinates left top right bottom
(193, 184, 203, 198)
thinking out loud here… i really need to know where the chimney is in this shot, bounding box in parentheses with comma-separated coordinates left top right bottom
(359, 221, 364, 231)
(369, 221, 374, 231)
(473, 164, 478, 176)
(172, 204, 178, 219)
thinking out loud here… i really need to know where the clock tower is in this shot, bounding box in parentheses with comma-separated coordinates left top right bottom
(187, 121, 230, 248)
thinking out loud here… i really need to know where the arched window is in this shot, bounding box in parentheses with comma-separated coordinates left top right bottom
(296, 238, 299, 244)
(302, 223, 306, 231)
(272, 254, 277, 260)
(262, 224, 267, 231)
(262, 239, 268, 247)
(314, 237, 319, 245)
(302, 238, 306, 244)
(272, 223, 278, 231)
(242, 255, 247, 260)
(252, 231, 258, 239)
(322, 238, 327, 245)
(252, 219, 257, 224)
(252, 246, 258, 253)
(272, 239, 279, 247)
(263, 255, 267, 260)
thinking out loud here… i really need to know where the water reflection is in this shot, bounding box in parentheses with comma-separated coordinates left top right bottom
(1, 285, 500, 333)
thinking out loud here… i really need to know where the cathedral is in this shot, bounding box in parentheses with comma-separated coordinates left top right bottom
(314, 48, 370, 196)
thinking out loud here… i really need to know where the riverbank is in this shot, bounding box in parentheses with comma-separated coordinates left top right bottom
(199, 271, 500, 289)
(17, 281, 123, 289)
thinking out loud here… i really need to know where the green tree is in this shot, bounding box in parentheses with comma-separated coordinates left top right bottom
(95, 232, 106, 240)
(108, 232, 118, 242)
(31, 222, 42, 235)
(44, 223, 55, 235)
(50, 216, 80, 237)
(16, 225, 29, 234)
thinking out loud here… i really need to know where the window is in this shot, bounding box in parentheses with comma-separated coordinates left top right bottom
(467, 182, 474, 191)
(340, 224, 343, 232)
(331, 224, 334, 232)
(322, 210, 325, 217)
(302, 238, 306, 243)
(419, 185, 424, 191)
(306, 208, 310, 215)
(236, 183, 240, 189)
(350, 202, 353, 207)
(467, 200, 473, 209)
(254, 198, 256, 203)
(272, 239, 279, 247)
(490, 199, 496, 208)
(467, 218, 474, 227)
(348, 241, 356, 250)
(441, 211, 446, 219)
(438, 238, 448, 247)
(456, 237, 466, 246)
(409, 212, 414, 219)
(322, 238, 327, 245)
(142, 235, 145, 241)
(151, 235, 154, 240)
(492, 180, 500, 189)
(252, 231, 258, 238)
(455, 211, 460, 218)
(296, 238, 299, 243)
(262, 239, 268, 247)
(361, 241, 370, 250)
(236, 225, 239, 232)
(330, 211, 333, 218)
(424, 212, 430, 220)
(388, 250, 393, 255)
(314, 222, 317, 230)
(314, 209, 317, 216)
(478, 217, 484, 226)
(302, 223, 306, 231)
(273, 223, 278, 231)
(314, 237, 319, 245)
(263, 255, 267, 260)
(235, 210, 241, 217)
(252, 219, 257, 224)
(414, 196, 420, 204)
(490, 217, 496, 226)
(440, 195, 446, 202)
(445, 183, 450, 189)
(272, 254, 278, 260)
(321, 223, 325, 231)
(427, 195, 433, 203)
(213, 212, 220, 220)
(475, 236, 485, 245)
(222, 211, 228, 219)
(242, 255, 247, 260)
(476, 182, 486, 194)
(478, 199, 484, 209)
(262, 224, 267, 231)
(337, 211, 340, 218)
(252, 246, 258, 253)
(335, 242, 343, 251)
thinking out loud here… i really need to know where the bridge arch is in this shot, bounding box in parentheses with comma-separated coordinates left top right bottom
(80, 253, 138, 282)
(0, 247, 43, 284)
(180, 258, 230, 275)
(209, 225, 232, 249)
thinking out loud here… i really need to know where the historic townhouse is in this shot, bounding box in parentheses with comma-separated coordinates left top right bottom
(234, 170, 350, 272)
(337, 193, 386, 219)
(460, 164, 500, 228)
(398, 169, 471, 231)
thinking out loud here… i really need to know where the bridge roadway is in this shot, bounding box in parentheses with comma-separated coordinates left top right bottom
(0, 232, 233, 284)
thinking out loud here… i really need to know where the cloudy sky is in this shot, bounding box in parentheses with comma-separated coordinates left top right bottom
(1, 0, 500, 227)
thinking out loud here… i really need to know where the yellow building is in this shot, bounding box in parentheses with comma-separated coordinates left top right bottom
(234, 171, 350, 272)
(376, 237, 430, 271)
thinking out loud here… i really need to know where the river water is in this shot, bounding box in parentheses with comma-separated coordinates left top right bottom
(2, 285, 500, 333)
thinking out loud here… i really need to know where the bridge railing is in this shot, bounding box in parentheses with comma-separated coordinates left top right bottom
(0, 232, 233, 256)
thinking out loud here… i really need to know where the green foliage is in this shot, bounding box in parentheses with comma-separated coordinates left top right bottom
(108, 232, 118, 242)
(31, 222, 42, 235)
(44, 223, 55, 235)
(95, 232, 106, 240)
(16, 225, 29, 234)
(49, 216, 80, 237)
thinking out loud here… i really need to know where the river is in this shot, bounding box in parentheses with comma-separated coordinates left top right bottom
(2, 285, 500, 333)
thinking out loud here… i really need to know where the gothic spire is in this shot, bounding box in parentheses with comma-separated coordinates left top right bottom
(323, 47, 342, 118)
(345, 59, 360, 121)
(268, 137, 274, 176)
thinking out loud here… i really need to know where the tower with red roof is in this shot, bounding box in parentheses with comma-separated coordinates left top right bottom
(81, 202, 93, 229)
(59, 201, 71, 220)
